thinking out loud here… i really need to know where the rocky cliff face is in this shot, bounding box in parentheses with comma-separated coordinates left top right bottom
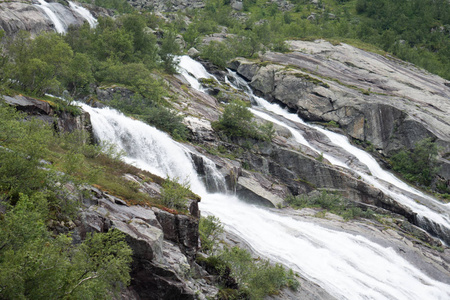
(3, 94, 93, 136)
(229, 40, 450, 184)
(0, 0, 101, 37)
(0, 1, 54, 37)
(74, 181, 217, 299)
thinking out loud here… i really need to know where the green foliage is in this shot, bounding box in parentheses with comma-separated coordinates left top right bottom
(286, 191, 375, 220)
(219, 247, 299, 299)
(160, 177, 192, 210)
(0, 104, 52, 195)
(142, 106, 189, 141)
(78, 0, 134, 14)
(6, 32, 73, 96)
(200, 41, 234, 69)
(199, 215, 224, 253)
(212, 100, 254, 137)
(212, 100, 275, 142)
(0, 103, 144, 300)
(0, 194, 132, 299)
(108, 92, 189, 140)
(3, 12, 182, 98)
(159, 30, 181, 73)
(198, 216, 299, 298)
(390, 138, 439, 186)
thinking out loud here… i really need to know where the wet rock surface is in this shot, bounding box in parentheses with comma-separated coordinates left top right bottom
(230, 40, 450, 183)
(0, 0, 89, 37)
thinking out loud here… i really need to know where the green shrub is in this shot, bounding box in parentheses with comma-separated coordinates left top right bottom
(200, 41, 234, 69)
(199, 215, 224, 254)
(198, 215, 299, 298)
(220, 247, 299, 299)
(286, 191, 375, 220)
(160, 177, 192, 210)
(212, 99, 254, 137)
(143, 106, 189, 141)
(390, 138, 439, 186)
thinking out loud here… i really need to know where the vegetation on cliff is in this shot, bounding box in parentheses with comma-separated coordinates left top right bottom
(0, 104, 133, 299)
(212, 99, 275, 142)
(198, 216, 299, 299)
(187, 0, 450, 79)
(1, 0, 450, 297)
(0, 13, 187, 139)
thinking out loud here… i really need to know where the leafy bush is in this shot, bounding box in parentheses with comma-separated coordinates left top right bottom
(108, 93, 189, 141)
(79, 0, 134, 13)
(198, 215, 299, 298)
(200, 41, 234, 69)
(286, 191, 375, 220)
(220, 247, 299, 299)
(143, 106, 189, 141)
(390, 138, 439, 186)
(160, 177, 192, 210)
(212, 99, 254, 137)
(212, 99, 275, 142)
(0, 195, 132, 300)
(199, 215, 224, 253)
(0, 103, 133, 298)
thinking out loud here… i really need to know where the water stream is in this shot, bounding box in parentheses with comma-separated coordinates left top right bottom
(34, 0, 67, 34)
(224, 67, 450, 243)
(68, 1, 98, 28)
(80, 102, 450, 300)
(77, 56, 450, 299)
(34, 0, 97, 34)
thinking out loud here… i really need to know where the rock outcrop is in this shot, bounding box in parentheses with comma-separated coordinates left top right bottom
(74, 181, 217, 299)
(0, 1, 53, 37)
(127, 0, 205, 11)
(0, 0, 94, 37)
(2, 94, 93, 136)
(229, 40, 450, 183)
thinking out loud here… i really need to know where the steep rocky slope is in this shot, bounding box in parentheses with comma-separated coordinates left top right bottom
(0, 0, 108, 37)
(229, 39, 450, 184)
(1, 1, 450, 297)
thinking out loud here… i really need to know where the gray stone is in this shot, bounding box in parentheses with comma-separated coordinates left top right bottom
(234, 40, 450, 183)
(236, 176, 284, 207)
(187, 47, 200, 58)
(231, 1, 243, 11)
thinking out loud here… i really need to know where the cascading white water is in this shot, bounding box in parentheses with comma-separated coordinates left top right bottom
(80, 100, 450, 300)
(35, 0, 67, 34)
(225, 68, 450, 243)
(68, 1, 98, 28)
(177, 56, 218, 92)
(34, 0, 97, 34)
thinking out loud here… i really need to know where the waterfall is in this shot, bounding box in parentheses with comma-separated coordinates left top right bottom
(177, 56, 218, 92)
(68, 1, 98, 28)
(35, 0, 67, 34)
(78, 56, 450, 299)
(80, 101, 450, 300)
(225, 68, 450, 244)
(34, 0, 97, 34)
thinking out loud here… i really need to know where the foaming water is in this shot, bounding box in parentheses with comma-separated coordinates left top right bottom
(201, 196, 450, 300)
(80, 101, 450, 300)
(226, 69, 450, 238)
(35, 0, 67, 33)
(69, 1, 97, 28)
